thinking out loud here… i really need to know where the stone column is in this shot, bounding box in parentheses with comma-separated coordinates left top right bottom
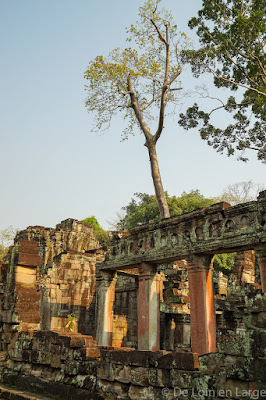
(187, 255, 216, 355)
(256, 248, 266, 293)
(137, 263, 160, 351)
(95, 270, 117, 347)
(174, 314, 191, 348)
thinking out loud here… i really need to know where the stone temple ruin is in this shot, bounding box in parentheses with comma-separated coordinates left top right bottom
(0, 192, 265, 399)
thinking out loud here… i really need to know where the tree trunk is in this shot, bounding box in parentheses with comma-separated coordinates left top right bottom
(147, 142, 170, 219)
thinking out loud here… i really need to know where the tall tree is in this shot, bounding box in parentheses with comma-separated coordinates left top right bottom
(84, 0, 187, 219)
(179, 0, 266, 162)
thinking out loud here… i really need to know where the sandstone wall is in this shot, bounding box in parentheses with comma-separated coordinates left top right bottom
(0, 292, 265, 400)
(0, 219, 104, 339)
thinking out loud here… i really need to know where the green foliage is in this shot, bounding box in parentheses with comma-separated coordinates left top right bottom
(0, 226, 17, 262)
(213, 253, 236, 275)
(82, 216, 110, 247)
(66, 314, 75, 332)
(84, 0, 187, 139)
(179, 0, 266, 163)
(117, 190, 215, 231)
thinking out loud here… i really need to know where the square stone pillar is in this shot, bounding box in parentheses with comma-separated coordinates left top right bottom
(174, 314, 191, 347)
(187, 255, 216, 355)
(256, 248, 266, 292)
(137, 263, 160, 351)
(95, 270, 117, 347)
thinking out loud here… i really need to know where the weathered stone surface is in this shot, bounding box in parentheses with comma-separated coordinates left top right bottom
(251, 311, 266, 328)
(216, 330, 253, 357)
(148, 368, 170, 388)
(170, 370, 195, 388)
(199, 353, 225, 375)
(156, 352, 199, 370)
(98, 379, 129, 400)
(130, 367, 150, 386)
(99, 192, 266, 270)
(216, 377, 250, 399)
(128, 385, 152, 400)
(0, 206, 266, 400)
(101, 349, 167, 368)
(1, 219, 105, 337)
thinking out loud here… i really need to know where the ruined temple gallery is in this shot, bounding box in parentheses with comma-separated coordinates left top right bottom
(0, 192, 265, 399)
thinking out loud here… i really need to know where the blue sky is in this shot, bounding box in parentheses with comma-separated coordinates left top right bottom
(0, 0, 265, 231)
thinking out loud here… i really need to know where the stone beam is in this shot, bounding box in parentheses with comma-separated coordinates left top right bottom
(98, 191, 266, 271)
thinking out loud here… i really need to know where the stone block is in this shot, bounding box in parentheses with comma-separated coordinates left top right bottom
(21, 350, 31, 363)
(130, 367, 150, 386)
(251, 330, 266, 357)
(217, 331, 253, 356)
(1, 311, 13, 324)
(72, 347, 86, 360)
(128, 385, 152, 400)
(114, 364, 131, 384)
(15, 271, 36, 286)
(55, 334, 71, 347)
(216, 377, 250, 399)
(85, 348, 100, 359)
(97, 361, 115, 381)
(17, 252, 41, 268)
(65, 359, 79, 376)
(199, 353, 225, 374)
(170, 370, 195, 388)
(31, 350, 51, 365)
(102, 350, 167, 368)
(156, 352, 199, 370)
(82, 375, 97, 392)
(60, 347, 69, 360)
(50, 353, 61, 369)
(250, 358, 266, 381)
(224, 355, 255, 381)
(8, 347, 23, 362)
(191, 374, 216, 397)
(69, 335, 85, 348)
(78, 360, 96, 375)
(148, 368, 170, 388)
(98, 379, 129, 400)
(251, 312, 266, 328)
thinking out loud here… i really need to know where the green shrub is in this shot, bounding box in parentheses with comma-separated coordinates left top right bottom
(213, 253, 236, 275)
(82, 216, 110, 247)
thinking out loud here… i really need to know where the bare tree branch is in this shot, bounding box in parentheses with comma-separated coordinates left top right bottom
(127, 74, 152, 142)
(154, 23, 170, 142)
(141, 94, 162, 111)
(210, 68, 266, 97)
(150, 19, 167, 44)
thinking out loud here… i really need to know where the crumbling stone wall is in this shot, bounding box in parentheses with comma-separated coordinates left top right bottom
(0, 218, 265, 399)
(0, 219, 104, 339)
(0, 292, 265, 400)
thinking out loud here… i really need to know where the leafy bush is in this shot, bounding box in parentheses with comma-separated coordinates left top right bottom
(213, 253, 236, 275)
(82, 216, 110, 247)
(117, 190, 215, 231)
